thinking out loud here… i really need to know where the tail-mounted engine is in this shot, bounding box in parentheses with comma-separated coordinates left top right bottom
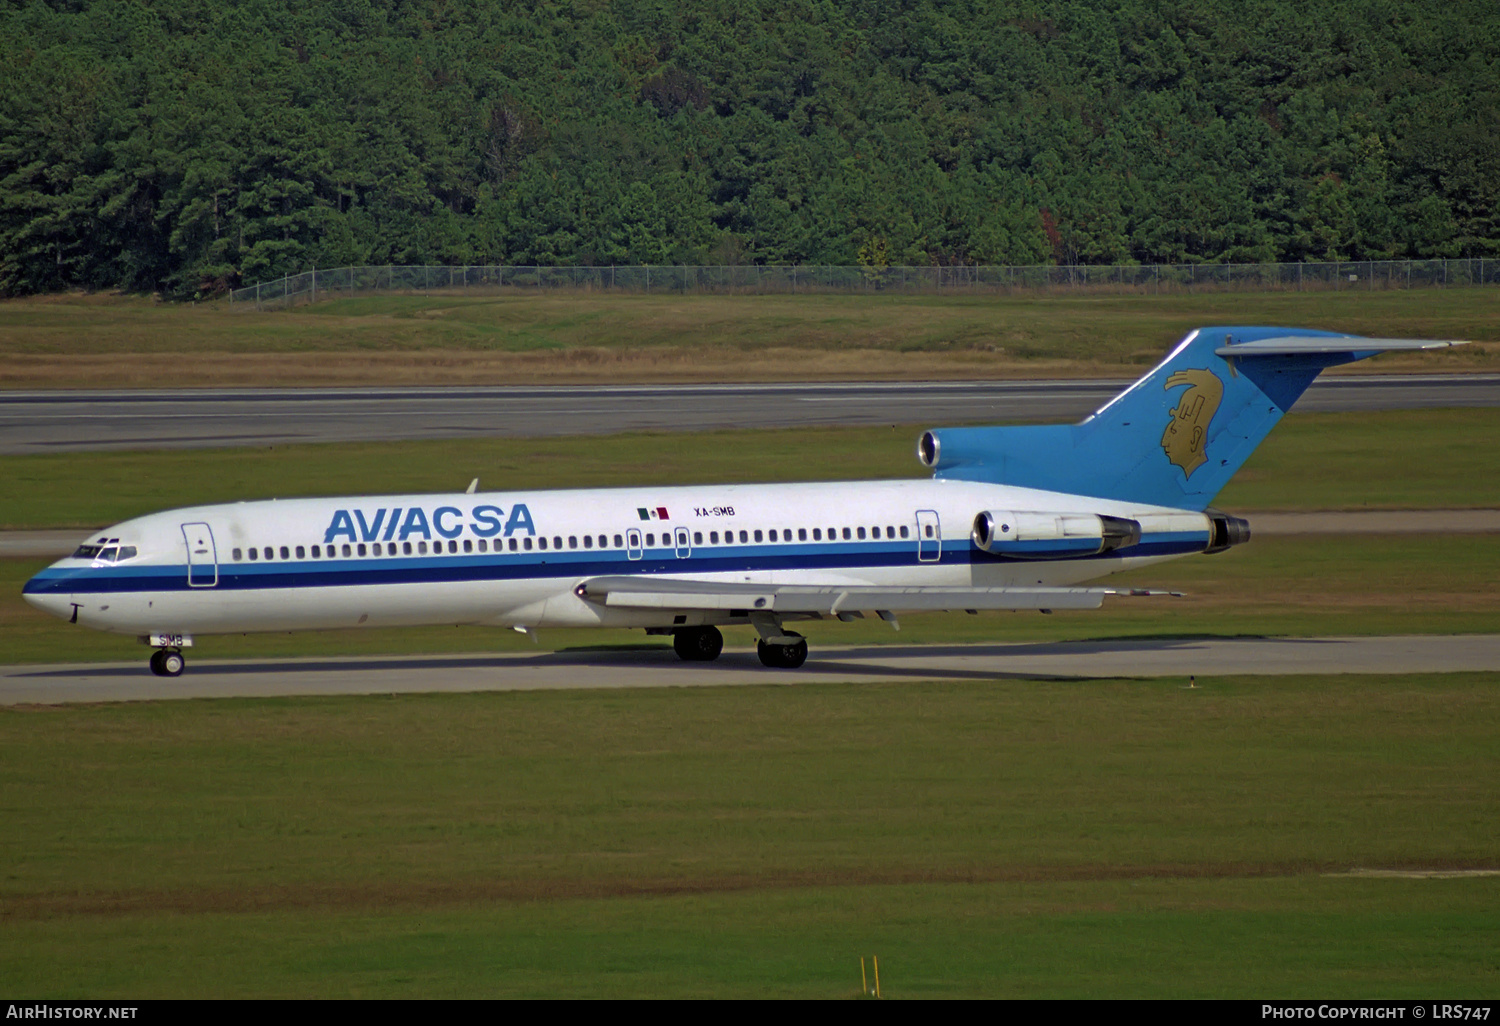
(1204, 509, 1251, 554)
(972, 511, 1142, 559)
(972, 508, 1251, 559)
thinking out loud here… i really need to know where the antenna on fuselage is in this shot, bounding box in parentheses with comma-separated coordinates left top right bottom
(466, 478, 479, 494)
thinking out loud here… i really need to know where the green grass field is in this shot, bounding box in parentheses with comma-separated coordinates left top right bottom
(3, 398, 1495, 996)
(5, 292, 1494, 996)
(2, 675, 1496, 997)
(3, 288, 1496, 387)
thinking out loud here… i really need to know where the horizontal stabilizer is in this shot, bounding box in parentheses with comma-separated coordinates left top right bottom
(1216, 336, 1468, 356)
(576, 576, 1180, 614)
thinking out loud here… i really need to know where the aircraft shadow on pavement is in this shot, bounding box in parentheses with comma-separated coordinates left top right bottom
(9, 637, 1248, 683)
(17, 654, 570, 679)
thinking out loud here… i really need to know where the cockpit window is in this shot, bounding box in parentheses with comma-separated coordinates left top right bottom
(74, 544, 137, 563)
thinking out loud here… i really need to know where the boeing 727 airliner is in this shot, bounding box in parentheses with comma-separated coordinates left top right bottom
(24, 326, 1464, 676)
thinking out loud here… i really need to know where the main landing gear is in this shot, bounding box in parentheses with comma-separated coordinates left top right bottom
(149, 649, 185, 677)
(670, 623, 808, 669)
(673, 625, 724, 662)
(757, 631, 807, 669)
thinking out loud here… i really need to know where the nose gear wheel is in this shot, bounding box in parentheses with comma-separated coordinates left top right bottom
(149, 650, 185, 677)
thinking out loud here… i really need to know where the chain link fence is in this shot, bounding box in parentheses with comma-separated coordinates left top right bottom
(228, 259, 1499, 310)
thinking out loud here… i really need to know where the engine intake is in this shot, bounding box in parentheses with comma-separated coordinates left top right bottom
(917, 431, 940, 467)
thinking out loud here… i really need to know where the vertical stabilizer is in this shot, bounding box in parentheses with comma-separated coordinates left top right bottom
(920, 326, 1463, 509)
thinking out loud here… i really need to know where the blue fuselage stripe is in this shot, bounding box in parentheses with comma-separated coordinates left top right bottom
(26, 538, 1207, 595)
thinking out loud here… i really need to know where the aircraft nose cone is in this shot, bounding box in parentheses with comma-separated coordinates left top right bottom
(22, 590, 74, 621)
(22, 572, 75, 622)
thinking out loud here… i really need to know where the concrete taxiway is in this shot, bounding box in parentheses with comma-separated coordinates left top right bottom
(3, 634, 1496, 705)
(4, 374, 1497, 454)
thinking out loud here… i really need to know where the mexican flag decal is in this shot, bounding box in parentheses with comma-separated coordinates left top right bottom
(637, 507, 670, 521)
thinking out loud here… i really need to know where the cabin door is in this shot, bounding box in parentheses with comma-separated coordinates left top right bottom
(915, 510, 941, 563)
(181, 522, 219, 587)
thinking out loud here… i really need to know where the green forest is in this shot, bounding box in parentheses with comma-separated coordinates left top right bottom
(3, 0, 1498, 297)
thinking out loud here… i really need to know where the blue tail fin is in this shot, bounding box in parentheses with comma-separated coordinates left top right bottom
(920, 326, 1462, 509)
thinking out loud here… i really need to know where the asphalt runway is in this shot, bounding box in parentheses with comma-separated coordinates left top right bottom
(3, 373, 1497, 453)
(3, 634, 1496, 705)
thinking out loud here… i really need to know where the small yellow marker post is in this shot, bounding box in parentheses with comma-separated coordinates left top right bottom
(873, 955, 881, 999)
(860, 957, 868, 996)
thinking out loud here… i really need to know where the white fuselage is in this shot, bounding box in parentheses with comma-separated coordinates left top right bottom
(24, 478, 1215, 638)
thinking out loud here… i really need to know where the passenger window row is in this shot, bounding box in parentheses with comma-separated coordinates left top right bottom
(229, 533, 634, 562)
(233, 538, 502, 561)
(226, 524, 917, 562)
(697, 525, 910, 544)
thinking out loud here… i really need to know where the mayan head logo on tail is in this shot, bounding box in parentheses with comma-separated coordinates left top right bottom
(1161, 368, 1224, 478)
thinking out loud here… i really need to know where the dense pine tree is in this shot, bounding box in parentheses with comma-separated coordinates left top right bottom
(2, 0, 1496, 296)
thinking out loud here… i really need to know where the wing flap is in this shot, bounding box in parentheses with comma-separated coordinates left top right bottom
(576, 576, 1179, 614)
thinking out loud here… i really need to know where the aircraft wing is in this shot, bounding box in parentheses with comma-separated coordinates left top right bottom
(575, 576, 1180, 614)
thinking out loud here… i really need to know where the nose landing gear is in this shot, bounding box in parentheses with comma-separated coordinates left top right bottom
(149, 649, 185, 677)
